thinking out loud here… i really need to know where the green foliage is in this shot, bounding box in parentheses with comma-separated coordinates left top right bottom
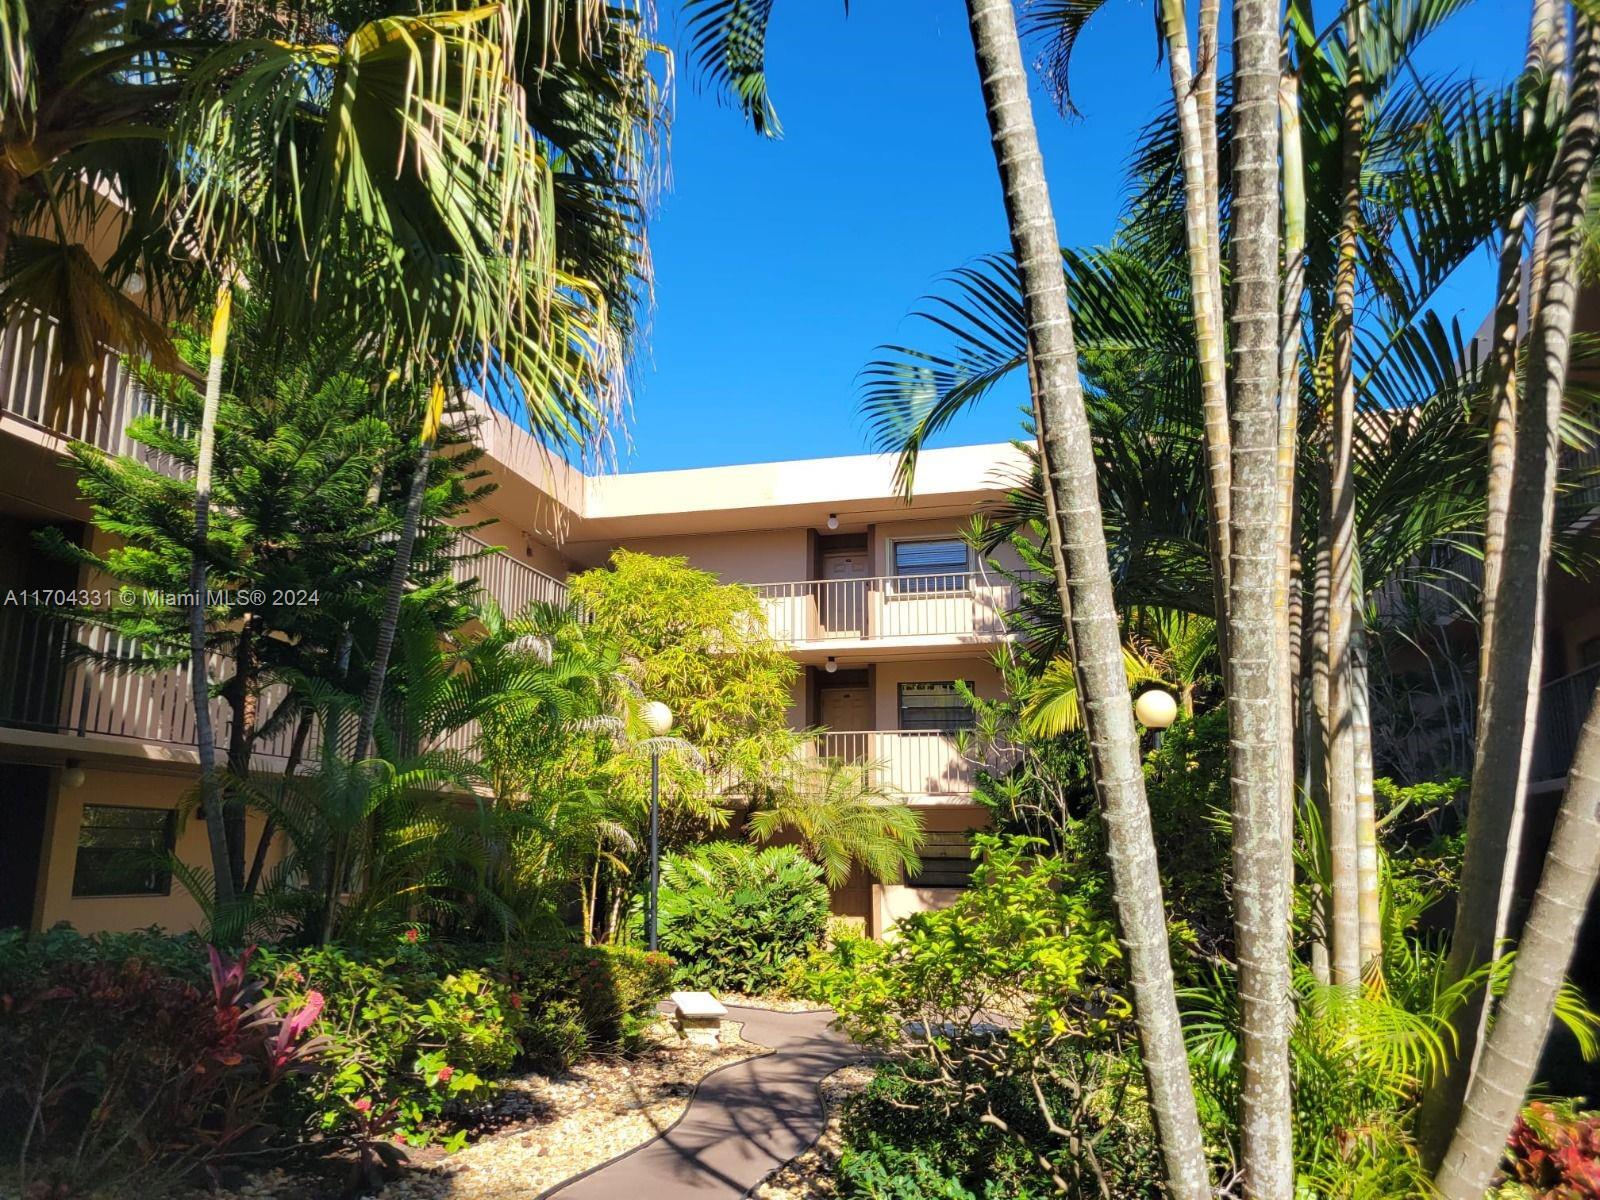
(746, 758, 926, 886)
(0, 931, 325, 1197)
(570, 550, 800, 804)
(799, 836, 1153, 1196)
(1141, 709, 1234, 960)
(255, 943, 521, 1146)
(498, 942, 676, 1051)
(655, 842, 829, 993)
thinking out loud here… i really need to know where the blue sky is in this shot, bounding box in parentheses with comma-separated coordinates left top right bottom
(616, 0, 1528, 472)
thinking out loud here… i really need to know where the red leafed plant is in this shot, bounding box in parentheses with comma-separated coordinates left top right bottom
(1506, 1101, 1600, 1198)
(1, 941, 328, 1197)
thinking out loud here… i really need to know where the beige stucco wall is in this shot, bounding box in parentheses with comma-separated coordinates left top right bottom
(36, 766, 280, 935)
(608, 528, 811, 585)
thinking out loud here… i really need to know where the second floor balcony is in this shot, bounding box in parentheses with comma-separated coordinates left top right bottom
(753, 573, 1021, 648)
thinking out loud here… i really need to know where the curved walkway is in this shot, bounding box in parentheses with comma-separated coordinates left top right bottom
(540, 1005, 860, 1200)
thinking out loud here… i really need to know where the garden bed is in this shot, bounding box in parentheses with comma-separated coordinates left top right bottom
(203, 1017, 762, 1200)
(750, 1063, 876, 1200)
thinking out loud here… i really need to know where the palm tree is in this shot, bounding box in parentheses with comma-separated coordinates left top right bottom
(746, 756, 925, 888)
(157, 1, 660, 899)
(1422, 0, 1600, 1168)
(0, 1, 192, 423)
(953, 3, 1213, 1195)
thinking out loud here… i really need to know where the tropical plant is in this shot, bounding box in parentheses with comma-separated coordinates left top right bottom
(800, 834, 1139, 1196)
(38, 299, 486, 895)
(653, 842, 829, 994)
(746, 756, 925, 887)
(569, 549, 800, 805)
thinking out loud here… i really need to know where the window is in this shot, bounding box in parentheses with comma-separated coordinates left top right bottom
(898, 681, 974, 732)
(73, 805, 174, 897)
(906, 830, 977, 888)
(892, 538, 968, 594)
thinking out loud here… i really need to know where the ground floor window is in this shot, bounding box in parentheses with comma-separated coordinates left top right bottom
(73, 804, 175, 897)
(906, 829, 977, 888)
(897, 680, 974, 731)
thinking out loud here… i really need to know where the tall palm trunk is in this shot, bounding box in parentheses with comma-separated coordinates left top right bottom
(1157, 0, 1232, 655)
(960, 4, 1210, 1197)
(1422, 0, 1595, 1164)
(1324, 0, 1367, 988)
(1227, 0, 1294, 1191)
(352, 382, 444, 763)
(1278, 66, 1306, 887)
(1351, 597, 1381, 965)
(1433, 683, 1600, 1200)
(1306, 432, 1334, 983)
(191, 272, 236, 908)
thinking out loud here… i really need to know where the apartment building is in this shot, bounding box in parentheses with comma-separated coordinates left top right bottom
(0, 314, 1030, 937)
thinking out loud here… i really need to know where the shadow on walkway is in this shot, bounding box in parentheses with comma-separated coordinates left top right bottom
(537, 1005, 861, 1200)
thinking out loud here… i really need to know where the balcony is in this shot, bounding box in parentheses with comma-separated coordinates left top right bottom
(810, 730, 1017, 799)
(754, 574, 1020, 648)
(0, 610, 308, 766)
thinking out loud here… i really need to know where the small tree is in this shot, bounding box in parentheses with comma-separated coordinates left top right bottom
(40, 305, 487, 893)
(569, 549, 799, 816)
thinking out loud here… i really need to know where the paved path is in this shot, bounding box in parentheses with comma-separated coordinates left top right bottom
(540, 1005, 861, 1200)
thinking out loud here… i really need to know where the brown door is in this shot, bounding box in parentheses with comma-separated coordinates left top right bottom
(820, 551, 868, 636)
(819, 685, 871, 764)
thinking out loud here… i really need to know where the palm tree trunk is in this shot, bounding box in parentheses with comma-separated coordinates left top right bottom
(190, 272, 236, 908)
(960, 4, 1210, 1197)
(1351, 597, 1381, 966)
(352, 383, 444, 763)
(1306, 445, 1333, 984)
(1226, 0, 1294, 1190)
(1157, 0, 1232, 658)
(1278, 65, 1306, 890)
(1432, 681, 1600, 1200)
(1324, 0, 1367, 989)
(222, 612, 260, 892)
(1421, 0, 1586, 1166)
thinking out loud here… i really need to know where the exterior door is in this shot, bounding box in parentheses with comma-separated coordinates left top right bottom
(819, 684, 871, 763)
(819, 551, 868, 637)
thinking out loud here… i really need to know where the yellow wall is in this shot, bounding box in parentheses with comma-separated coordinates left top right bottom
(36, 765, 280, 935)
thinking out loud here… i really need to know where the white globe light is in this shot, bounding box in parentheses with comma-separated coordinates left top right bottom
(826, 513, 840, 530)
(641, 700, 673, 736)
(1133, 689, 1179, 731)
(121, 272, 146, 298)
(60, 764, 86, 789)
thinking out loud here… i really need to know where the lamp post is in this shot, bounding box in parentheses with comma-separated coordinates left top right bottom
(1133, 688, 1179, 749)
(641, 700, 673, 951)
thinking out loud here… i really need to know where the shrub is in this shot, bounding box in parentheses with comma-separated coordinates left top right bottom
(500, 942, 675, 1049)
(654, 842, 830, 994)
(0, 934, 324, 1197)
(1499, 1100, 1600, 1198)
(255, 944, 525, 1147)
(798, 836, 1160, 1197)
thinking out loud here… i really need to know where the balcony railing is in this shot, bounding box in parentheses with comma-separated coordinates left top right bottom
(0, 610, 307, 765)
(810, 730, 1017, 797)
(754, 574, 1020, 644)
(451, 531, 569, 614)
(1533, 663, 1600, 783)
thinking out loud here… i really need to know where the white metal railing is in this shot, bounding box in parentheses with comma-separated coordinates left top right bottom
(810, 730, 1018, 796)
(754, 574, 1020, 643)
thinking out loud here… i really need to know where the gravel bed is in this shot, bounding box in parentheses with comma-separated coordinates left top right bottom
(199, 1017, 763, 1200)
(748, 1063, 877, 1200)
(716, 991, 828, 1013)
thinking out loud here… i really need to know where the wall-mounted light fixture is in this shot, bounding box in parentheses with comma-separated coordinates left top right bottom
(60, 759, 86, 789)
(825, 657, 838, 674)
(826, 513, 839, 530)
